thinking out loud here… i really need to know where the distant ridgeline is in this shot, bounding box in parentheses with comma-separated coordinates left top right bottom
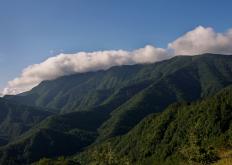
(1, 54, 232, 165)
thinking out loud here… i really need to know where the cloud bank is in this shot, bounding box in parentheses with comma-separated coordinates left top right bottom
(3, 46, 169, 95)
(169, 26, 232, 55)
(2, 26, 232, 95)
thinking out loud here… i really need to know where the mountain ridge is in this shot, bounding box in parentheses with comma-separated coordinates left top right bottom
(1, 54, 232, 164)
(5, 53, 232, 113)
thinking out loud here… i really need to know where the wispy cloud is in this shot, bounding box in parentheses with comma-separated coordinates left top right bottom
(2, 26, 232, 95)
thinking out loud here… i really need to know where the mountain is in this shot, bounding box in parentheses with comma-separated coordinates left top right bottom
(0, 98, 52, 146)
(97, 54, 232, 140)
(6, 54, 232, 114)
(5, 54, 232, 141)
(1, 54, 232, 165)
(0, 108, 110, 165)
(74, 86, 232, 165)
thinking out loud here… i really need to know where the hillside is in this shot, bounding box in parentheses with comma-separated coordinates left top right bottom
(5, 54, 232, 114)
(97, 54, 232, 140)
(0, 108, 111, 165)
(0, 98, 52, 146)
(1, 54, 232, 164)
(5, 54, 232, 141)
(75, 86, 232, 165)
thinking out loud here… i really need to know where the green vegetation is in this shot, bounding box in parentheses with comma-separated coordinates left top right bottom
(75, 86, 232, 165)
(6, 54, 232, 114)
(0, 110, 107, 165)
(1, 54, 232, 165)
(33, 156, 79, 165)
(0, 98, 52, 144)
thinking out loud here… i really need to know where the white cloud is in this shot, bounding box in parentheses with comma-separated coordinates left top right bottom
(2, 45, 169, 95)
(2, 26, 232, 95)
(168, 26, 232, 55)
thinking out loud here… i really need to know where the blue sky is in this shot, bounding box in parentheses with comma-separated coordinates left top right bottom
(1, 0, 232, 91)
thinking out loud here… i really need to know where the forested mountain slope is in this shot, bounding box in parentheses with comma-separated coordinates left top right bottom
(0, 98, 52, 146)
(75, 86, 232, 165)
(1, 54, 232, 165)
(5, 54, 232, 114)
